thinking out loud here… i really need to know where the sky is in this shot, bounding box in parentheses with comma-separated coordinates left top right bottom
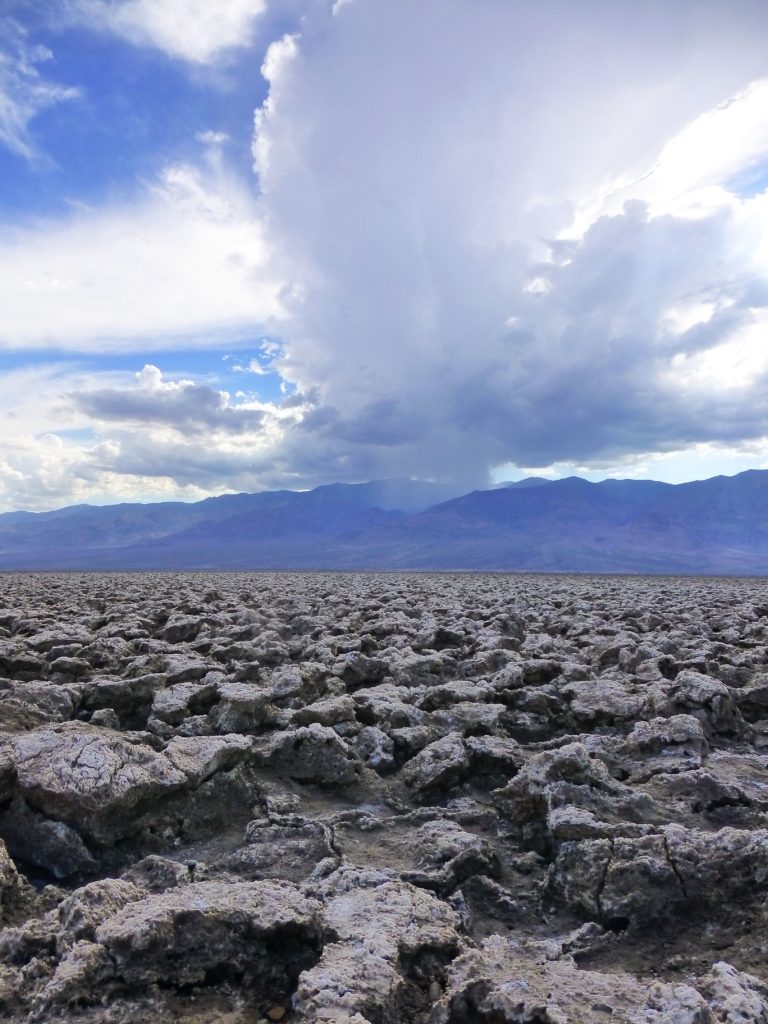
(2, 0, 768, 511)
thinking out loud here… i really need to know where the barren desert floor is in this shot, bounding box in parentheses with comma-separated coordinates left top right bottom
(1, 571, 768, 1022)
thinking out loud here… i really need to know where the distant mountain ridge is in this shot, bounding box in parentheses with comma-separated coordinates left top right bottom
(1, 471, 767, 574)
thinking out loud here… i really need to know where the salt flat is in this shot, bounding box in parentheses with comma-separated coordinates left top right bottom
(0, 571, 767, 1022)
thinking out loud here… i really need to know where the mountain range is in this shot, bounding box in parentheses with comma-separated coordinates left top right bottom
(0, 471, 766, 574)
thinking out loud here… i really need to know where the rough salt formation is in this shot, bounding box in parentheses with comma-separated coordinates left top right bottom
(0, 571, 767, 1022)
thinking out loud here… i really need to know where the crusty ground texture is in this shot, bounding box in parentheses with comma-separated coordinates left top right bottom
(0, 571, 767, 1023)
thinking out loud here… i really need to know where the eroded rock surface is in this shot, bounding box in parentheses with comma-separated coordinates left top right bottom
(0, 570, 767, 1022)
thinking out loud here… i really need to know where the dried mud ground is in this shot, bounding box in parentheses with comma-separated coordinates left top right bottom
(1, 573, 768, 1023)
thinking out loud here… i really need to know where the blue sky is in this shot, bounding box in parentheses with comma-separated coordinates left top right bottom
(2, 0, 768, 510)
(0, 4, 285, 220)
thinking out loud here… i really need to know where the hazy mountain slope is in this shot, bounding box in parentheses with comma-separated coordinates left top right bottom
(0, 471, 765, 573)
(0, 480, 443, 569)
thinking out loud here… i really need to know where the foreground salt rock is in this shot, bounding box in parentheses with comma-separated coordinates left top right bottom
(0, 571, 767, 1022)
(8, 721, 187, 833)
(295, 868, 463, 1023)
(550, 825, 768, 927)
(55, 877, 145, 951)
(402, 732, 470, 796)
(0, 839, 30, 925)
(0, 723, 259, 877)
(254, 723, 362, 785)
(97, 880, 320, 985)
(37, 879, 321, 1013)
(430, 936, 768, 1023)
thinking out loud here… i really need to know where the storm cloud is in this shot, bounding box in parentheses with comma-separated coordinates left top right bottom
(4, 0, 768, 510)
(252, 0, 768, 485)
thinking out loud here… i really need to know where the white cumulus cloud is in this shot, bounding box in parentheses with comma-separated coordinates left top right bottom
(0, 162, 283, 350)
(71, 0, 267, 64)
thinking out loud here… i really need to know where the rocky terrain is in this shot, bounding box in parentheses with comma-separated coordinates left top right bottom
(0, 571, 767, 1022)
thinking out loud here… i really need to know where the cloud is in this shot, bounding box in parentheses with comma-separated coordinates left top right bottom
(7, 0, 768, 511)
(196, 130, 230, 146)
(0, 359, 309, 511)
(64, 362, 311, 495)
(251, 0, 768, 486)
(0, 19, 79, 162)
(72, 0, 266, 64)
(0, 162, 283, 350)
(0, 429, 218, 512)
(568, 78, 768, 236)
(0, 362, 135, 511)
(454, 198, 768, 465)
(75, 364, 268, 433)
